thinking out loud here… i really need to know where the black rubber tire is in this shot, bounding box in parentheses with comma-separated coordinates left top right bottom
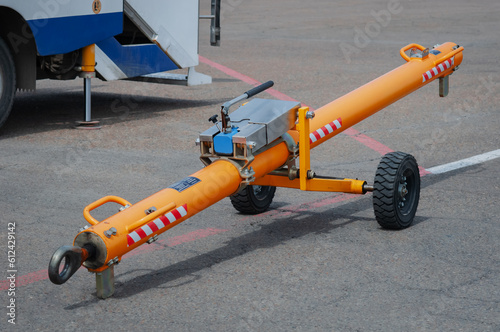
(0, 36, 16, 128)
(373, 151, 420, 230)
(230, 185, 276, 214)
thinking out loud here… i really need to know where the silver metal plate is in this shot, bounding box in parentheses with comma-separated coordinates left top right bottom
(199, 98, 300, 152)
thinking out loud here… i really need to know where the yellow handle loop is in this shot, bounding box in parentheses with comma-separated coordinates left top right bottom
(83, 195, 132, 226)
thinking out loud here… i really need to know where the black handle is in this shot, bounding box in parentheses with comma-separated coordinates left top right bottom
(244, 81, 274, 98)
(208, 114, 218, 123)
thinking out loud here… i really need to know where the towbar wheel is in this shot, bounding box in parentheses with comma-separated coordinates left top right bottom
(373, 152, 420, 229)
(230, 185, 276, 214)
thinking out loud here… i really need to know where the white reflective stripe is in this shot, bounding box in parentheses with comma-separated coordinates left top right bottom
(317, 129, 326, 138)
(129, 232, 141, 243)
(177, 206, 188, 217)
(166, 212, 177, 223)
(422, 75, 426, 83)
(153, 219, 165, 229)
(438, 64, 445, 72)
(433, 68, 439, 75)
(309, 134, 317, 143)
(426, 71, 432, 79)
(333, 119, 342, 129)
(142, 225, 153, 236)
(325, 124, 334, 134)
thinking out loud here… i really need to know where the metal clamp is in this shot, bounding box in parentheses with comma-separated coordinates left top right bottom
(107, 256, 120, 267)
(103, 227, 117, 239)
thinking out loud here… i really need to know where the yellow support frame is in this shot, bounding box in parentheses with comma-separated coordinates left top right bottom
(251, 107, 367, 195)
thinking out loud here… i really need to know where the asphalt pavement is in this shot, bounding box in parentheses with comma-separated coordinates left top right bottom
(0, 0, 499, 331)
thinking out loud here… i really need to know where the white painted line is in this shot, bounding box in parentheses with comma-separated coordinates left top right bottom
(426, 149, 500, 174)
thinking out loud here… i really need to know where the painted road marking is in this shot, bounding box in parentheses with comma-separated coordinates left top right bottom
(426, 149, 500, 174)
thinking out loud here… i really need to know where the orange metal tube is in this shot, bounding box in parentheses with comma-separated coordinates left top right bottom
(72, 42, 463, 272)
(308, 42, 463, 149)
(75, 160, 242, 271)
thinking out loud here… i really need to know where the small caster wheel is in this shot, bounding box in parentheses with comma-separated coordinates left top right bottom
(373, 151, 420, 229)
(230, 185, 276, 215)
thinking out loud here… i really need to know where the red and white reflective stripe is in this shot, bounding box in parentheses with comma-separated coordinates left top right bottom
(422, 57, 454, 83)
(127, 204, 188, 246)
(309, 117, 342, 144)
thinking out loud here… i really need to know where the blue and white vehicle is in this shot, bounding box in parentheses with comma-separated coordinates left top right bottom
(0, 0, 221, 128)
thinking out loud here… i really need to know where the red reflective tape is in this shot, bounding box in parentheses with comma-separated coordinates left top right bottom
(312, 131, 322, 141)
(148, 221, 159, 233)
(159, 215, 170, 225)
(135, 228, 147, 239)
(127, 235, 135, 246)
(320, 126, 329, 135)
(171, 208, 182, 220)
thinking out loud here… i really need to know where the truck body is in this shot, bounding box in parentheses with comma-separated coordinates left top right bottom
(0, 0, 219, 127)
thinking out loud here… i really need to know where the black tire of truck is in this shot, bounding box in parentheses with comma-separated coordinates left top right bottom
(0, 36, 16, 129)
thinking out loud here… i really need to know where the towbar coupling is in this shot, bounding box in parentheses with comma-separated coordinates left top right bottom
(48, 244, 96, 285)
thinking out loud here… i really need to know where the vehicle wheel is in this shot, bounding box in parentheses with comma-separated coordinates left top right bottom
(0, 36, 16, 128)
(373, 151, 420, 230)
(230, 185, 276, 214)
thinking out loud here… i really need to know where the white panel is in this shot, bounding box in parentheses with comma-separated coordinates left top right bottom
(126, 0, 199, 68)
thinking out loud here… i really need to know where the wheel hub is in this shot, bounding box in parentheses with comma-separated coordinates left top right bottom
(253, 185, 262, 195)
(398, 176, 408, 207)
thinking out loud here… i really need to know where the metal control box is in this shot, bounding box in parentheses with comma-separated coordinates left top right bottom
(200, 98, 301, 153)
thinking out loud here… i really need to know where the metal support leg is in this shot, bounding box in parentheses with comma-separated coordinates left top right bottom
(84, 77, 91, 122)
(75, 44, 100, 129)
(95, 266, 115, 299)
(439, 75, 449, 97)
(75, 75, 100, 129)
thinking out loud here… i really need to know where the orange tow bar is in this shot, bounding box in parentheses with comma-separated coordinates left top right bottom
(49, 42, 463, 298)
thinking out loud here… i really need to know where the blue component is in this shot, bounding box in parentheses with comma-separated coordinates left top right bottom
(28, 12, 123, 56)
(214, 130, 238, 155)
(96, 37, 179, 78)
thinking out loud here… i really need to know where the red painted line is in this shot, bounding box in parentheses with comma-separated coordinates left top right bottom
(199, 55, 299, 103)
(419, 166, 432, 176)
(342, 128, 394, 156)
(0, 228, 228, 291)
